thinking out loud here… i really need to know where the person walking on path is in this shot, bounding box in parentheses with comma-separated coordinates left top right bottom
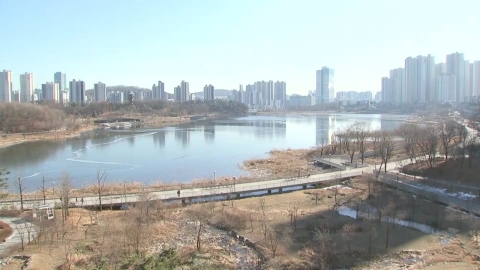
(177, 190, 181, 197)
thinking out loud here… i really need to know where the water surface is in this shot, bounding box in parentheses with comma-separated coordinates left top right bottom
(0, 113, 407, 190)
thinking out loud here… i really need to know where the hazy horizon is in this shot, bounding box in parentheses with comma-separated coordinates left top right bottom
(1, 0, 479, 95)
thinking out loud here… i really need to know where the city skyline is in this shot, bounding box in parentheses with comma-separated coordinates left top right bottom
(1, 1, 480, 95)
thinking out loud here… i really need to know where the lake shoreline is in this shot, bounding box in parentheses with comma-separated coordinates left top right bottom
(0, 115, 195, 150)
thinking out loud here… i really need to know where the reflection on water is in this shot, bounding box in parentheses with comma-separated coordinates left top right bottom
(153, 130, 166, 148)
(1, 114, 407, 190)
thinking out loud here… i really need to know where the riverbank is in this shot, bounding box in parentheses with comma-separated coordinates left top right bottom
(0, 115, 195, 150)
(0, 125, 97, 149)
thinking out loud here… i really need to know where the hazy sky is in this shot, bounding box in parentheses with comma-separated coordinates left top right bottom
(1, 0, 479, 95)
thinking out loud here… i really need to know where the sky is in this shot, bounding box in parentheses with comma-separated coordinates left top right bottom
(1, 0, 480, 95)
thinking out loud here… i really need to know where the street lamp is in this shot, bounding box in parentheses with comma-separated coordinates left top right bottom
(213, 171, 216, 187)
(51, 182, 55, 194)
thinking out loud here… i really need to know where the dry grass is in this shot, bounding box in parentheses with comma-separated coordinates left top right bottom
(242, 148, 324, 177)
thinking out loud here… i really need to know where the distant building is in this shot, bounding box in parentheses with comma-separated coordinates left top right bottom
(20, 72, 34, 103)
(0, 70, 12, 103)
(152, 81, 165, 100)
(289, 94, 315, 108)
(69, 80, 85, 104)
(336, 91, 373, 103)
(316, 67, 334, 104)
(203, 84, 215, 101)
(94, 82, 107, 102)
(41, 82, 60, 102)
(108, 91, 124, 104)
(446, 52, 466, 103)
(174, 81, 189, 102)
(54, 72, 67, 91)
(436, 73, 456, 103)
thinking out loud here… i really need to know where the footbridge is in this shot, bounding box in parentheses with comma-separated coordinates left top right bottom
(0, 163, 370, 211)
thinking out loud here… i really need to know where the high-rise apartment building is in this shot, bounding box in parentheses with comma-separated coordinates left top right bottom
(425, 55, 436, 102)
(316, 67, 335, 104)
(20, 72, 34, 103)
(174, 81, 189, 102)
(472, 61, 480, 97)
(152, 81, 165, 100)
(69, 80, 85, 104)
(94, 82, 107, 102)
(390, 68, 405, 105)
(273, 81, 286, 101)
(41, 82, 60, 102)
(203, 84, 215, 101)
(436, 73, 457, 103)
(54, 72, 67, 91)
(0, 70, 12, 103)
(446, 52, 466, 103)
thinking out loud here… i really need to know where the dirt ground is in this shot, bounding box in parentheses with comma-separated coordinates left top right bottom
(0, 220, 13, 242)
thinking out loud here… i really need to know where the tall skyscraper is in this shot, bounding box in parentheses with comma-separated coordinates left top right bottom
(316, 67, 335, 104)
(94, 82, 107, 102)
(446, 52, 466, 103)
(20, 72, 34, 103)
(69, 80, 85, 104)
(54, 72, 67, 91)
(203, 84, 215, 101)
(0, 70, 12, 103)
(41, 82, 60, 102)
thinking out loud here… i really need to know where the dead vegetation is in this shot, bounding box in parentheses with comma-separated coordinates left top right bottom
(242, 148, 324, 177)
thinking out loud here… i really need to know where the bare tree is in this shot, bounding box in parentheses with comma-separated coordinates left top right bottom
(15, 224, 26, 251)
(306, 190, 323, 204)
(96, 169, 107, 211)
(59, 172, 73, 222)
(375, 131, 395, 177)
(342, 223, 356, 253)
(466, 135, 478, 168)
(437, 120, 457, 163)
(355, 122, 369, 164)
(397, 123, 418, 162)
(416, 125, 438, 168)
(258, 197, 268, 239)
(185, 205, 210, 251)
(267, 229, 280, 258)
(15, 172, 26, 212)
(366, 220, 377, 255)
(344, 127, 357, 164)
(313, 227, 331, 269)
(40, 174, 48, 204)
(380, 201, 396, 249)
